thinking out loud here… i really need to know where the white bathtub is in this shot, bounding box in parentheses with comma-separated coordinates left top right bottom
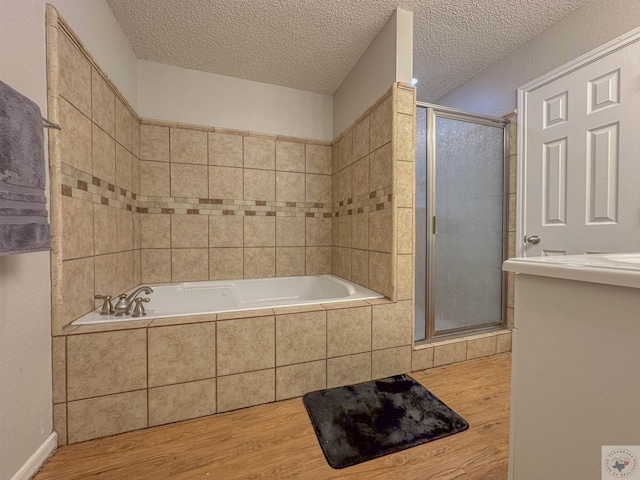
(73, 274, 384, 325)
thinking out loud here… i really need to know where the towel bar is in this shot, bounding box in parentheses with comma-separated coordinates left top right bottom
(42, 118, 61, 130)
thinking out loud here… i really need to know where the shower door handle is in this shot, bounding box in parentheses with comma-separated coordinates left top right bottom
(524, 234, 541, 245)
(432, 216, 438, 235)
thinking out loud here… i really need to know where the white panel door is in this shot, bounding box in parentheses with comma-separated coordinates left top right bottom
(522, 38, 640, 256)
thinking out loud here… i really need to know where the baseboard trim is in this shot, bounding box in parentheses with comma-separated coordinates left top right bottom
(10, 432, 57, 480)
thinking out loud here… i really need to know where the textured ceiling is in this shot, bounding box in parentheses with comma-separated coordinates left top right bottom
(106, 0, 591, 101)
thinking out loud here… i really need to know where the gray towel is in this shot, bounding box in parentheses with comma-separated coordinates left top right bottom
(0, 80, 51, 255)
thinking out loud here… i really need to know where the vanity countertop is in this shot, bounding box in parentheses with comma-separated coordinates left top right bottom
(503, 252, 640, 289)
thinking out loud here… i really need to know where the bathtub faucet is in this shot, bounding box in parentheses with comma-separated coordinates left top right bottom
(113, 286, 154, 316)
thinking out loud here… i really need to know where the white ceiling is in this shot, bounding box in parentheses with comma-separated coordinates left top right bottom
(106, 0, 591, 102)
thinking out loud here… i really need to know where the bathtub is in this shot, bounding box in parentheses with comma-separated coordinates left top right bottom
(73, 274, 384, 325)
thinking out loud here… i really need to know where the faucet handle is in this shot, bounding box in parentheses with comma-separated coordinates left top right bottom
(94, 294, 114, 315)
(131, 297, 150, 318)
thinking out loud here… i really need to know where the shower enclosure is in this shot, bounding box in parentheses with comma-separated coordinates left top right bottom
(415, 104, 508, 341)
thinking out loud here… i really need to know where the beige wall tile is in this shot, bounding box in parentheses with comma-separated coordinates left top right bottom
(369, 252, 392, 297)
(276, 311, 326, 366)
(276, 361, 326, 401)
(59, 98, 92, 174)
(398, 208, 413, 254)
(116, 209, 134, 252)
(93, 204, 117, 255)
(141, 248, 171, 283)
(244, 136, 275, 170)
(172, 214, 208, 248)
(353, 117, 370, 161)
(53, 404, 67, 446)
(93, 125, 116, 184)
(397, 161, 413, 208)
(369, 208, 392, 253)
(467, 335, 497, 360)
(276, 247, 305, 277)
(508, 193, 516, 232)
(170, 128, 207, 164)
(397, 88, 415, 115)
(509, 120, 517, 156)
(58, 33, 91, 116)
(133, 249, 141, 286)
(209, 215, 243, 248)
(369, 142, 392, 191)
(244, 216, 275, 247)
(337, 215, 351, 248)
(132, 117, 140, 157)
(352, 213, 369, 250)
(217, 369, 275, 413)
(91, 69, 114, 136)
(148, 323, 215, 387)
(338, 166, 352, 202)
(332, 170, 339, 204)
(509, 154, 517, 195)
(332, 143, 340, 175)
(244, 169, 275, 201)
(276, 216, 305, 247)
(397, 254, 413, 300)
(306, 144, 332, 175)
(306, 247, 331, 275)
(52, 337, 66, 404)
(62, 257, 94, 326)
(372, 346, 412, 379)
(333, 246, 352, 281)
(117, 251, 134, 293)
(244, 247, 275, 278)
(133, 212, 141, 249)
(370, 96, 393, 151)
(67, 390, 147, 444)
(305, 217, 331, 247)
(306, 174, 332, 204)
(139, 160, 170, 197)
(327, 352, 371, 388)
(209, 132, 243, 167)
(412, 347, 434, 371)
(115, 100, 133, 152)
(351, 249, 369, 287)
(433, 341, 467, 367)
(171, 163, 208, 198)
(141, 214, 171, 249)
(149, 379, 216, 427)
(94, 254, 117, 303)
(140, 124, 169, 162)
(338, 131, 353, 170)
(209, 166, 243, 200)
(497, 332, 512, 353)
(276, 141, 305, 172)
(327, 306, 371, 358)
(209, 247, 243, 280)
(372, 300, 412, 350)
(172, 248, 209, 282)
(396, 113, 415, 161)
(276, 171, 305, 202)
(507, 272, 515, 308)
(352, 156, 370, 198)
(67, 329, 146, 400)
(115, 144, 133, 192)
(217, 316, 275, 375)
(62, 196, 93, 260)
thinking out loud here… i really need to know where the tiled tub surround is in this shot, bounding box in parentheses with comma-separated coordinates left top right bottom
(53, 299, 414, 444)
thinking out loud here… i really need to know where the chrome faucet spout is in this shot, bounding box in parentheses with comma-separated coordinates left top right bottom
(126, 286, 154, 303)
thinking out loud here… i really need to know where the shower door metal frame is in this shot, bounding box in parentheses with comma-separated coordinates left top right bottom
(417, 102, 509, 341)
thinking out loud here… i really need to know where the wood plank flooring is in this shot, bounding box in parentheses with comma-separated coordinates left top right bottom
(36, 353, 511, 479)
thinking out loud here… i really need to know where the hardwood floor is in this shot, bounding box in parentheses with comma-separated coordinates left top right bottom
(36, 353, 511, 479)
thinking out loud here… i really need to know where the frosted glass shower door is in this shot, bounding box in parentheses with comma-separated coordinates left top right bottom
(432, 115, 505, 334)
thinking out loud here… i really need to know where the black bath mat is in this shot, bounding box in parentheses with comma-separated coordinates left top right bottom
(303, 374, 469, 469)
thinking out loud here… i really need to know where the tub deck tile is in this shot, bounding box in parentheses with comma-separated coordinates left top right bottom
(321, 300, 371, 310)
(69, 319, 152, 334)
(272, 304, 326, 315)
(216, 308, 275, 321)
(149, 313, 217, 327)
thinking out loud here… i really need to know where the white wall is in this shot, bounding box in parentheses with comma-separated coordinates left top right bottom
(0, 1, 136, 478)
(437, 0, 640, 117)
(138, 61, 333, 141)
(333, 8, 413, 138)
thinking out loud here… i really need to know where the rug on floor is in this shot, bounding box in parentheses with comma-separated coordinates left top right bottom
(303, 373, 469, 469)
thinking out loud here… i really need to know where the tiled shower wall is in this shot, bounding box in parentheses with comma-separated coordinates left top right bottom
(49, 21, 142, 336)
(136, 123, 332, 284)
(330, 84, 416, 301)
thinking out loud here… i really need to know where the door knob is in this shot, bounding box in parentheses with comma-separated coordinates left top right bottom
(524, 234, 541, 245)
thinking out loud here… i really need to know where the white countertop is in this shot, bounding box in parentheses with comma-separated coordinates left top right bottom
(503, 253, 640, 289)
